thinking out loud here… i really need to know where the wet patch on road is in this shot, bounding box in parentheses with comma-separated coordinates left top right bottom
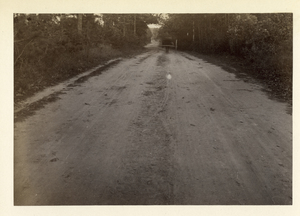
(145, 81, 155, 85)
(106, 99, 118, 106)
(67, 83, 81, 88)
(142, 90, 154, 96)
(157, 54, 169, 66)
(110, 85, 127, 91)
(182, 54, 194, 61)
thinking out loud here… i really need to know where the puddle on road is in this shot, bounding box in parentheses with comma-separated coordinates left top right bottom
(157, 54, 169, 66)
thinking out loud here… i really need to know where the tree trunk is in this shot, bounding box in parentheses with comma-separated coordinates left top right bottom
(198, 22, 201, 50)
(133, 14, 136, 37)
(193, 21, 195, 42)
(85, 18, 90, 58)
(78, 14, 83, 36)
(123, 16, 126, 37)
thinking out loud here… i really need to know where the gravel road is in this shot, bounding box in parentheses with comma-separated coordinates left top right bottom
(14, 42, 292, 205)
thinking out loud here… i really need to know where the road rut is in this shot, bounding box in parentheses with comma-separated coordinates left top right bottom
(14, 44, 292, 205)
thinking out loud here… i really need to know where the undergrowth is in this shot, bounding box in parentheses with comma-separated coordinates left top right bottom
(14, 44, 145, 103)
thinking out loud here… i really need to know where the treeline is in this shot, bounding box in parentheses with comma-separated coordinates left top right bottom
(159, 14, 292, 99)
(14, 13, 158, 101)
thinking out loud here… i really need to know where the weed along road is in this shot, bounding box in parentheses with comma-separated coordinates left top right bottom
(14, 43, 292, 205)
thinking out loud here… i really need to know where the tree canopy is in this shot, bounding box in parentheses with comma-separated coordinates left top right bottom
(14, 13, 159, 101)
(158, 13, 292, 99)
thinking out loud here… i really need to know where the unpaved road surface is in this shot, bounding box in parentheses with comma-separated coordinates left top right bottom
(14, 42, 292, 205)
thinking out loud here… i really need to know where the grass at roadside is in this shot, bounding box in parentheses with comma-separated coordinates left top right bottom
(14, 44, 147, 104)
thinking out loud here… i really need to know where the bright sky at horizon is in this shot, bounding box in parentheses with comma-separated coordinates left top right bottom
(148, 24, 161, 28)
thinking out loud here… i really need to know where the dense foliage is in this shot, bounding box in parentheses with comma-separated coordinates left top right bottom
(159, 14, 292, 100)
(14, 13, 158, 101)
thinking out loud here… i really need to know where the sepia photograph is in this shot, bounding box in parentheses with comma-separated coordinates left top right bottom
(1, 0, 299, 215)
(13, 13, 292, 205)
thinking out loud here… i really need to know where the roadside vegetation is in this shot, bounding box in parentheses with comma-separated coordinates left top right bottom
(158, 14, 292, 102)
(14, 14, 158, 103)
(14, 13, 292, 105)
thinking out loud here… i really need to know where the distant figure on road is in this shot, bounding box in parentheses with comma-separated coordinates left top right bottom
(162, 37, 174, 53)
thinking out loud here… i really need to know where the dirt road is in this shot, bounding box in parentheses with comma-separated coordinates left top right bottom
(14, 42, 292, 205)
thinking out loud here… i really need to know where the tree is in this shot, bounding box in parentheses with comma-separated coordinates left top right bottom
(101, 14, 158, 47)
(77, 14, 83, 36)
(158, 13, 292, 99)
